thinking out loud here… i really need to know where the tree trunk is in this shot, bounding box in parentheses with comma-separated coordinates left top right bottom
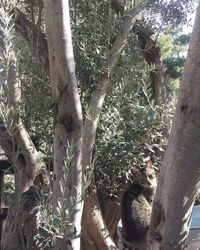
(104, 200, 120, 244)
(0, 16, 45, 249)
(81, 185, 117, 250)
(43, 1, 83, 249)
(149, 4, 200, 250)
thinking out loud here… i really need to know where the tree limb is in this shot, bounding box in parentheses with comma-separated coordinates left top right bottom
(81, 1, 147, 249)
(82, 0, 146, 170)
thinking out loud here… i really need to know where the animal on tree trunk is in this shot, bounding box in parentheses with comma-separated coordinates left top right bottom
(120, 160, 158, 250)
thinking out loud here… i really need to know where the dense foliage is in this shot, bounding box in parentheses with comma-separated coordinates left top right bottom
(0, 0, 197, 246)
(0, 0, 196, 198)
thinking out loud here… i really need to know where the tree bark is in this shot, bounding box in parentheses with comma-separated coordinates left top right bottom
(0, 20, 44, 250)
(81, 185, 117, 250)
(43, 1, 83, 249)
(149, 4, 200, 250)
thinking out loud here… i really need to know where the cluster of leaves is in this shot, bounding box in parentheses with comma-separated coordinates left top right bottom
(147, 0, 197, 30)
(70, 0, 119, 103)
(35, 190, 74, 248)
(35, 144, 77, 248)
(18, 41, 53, 156)
(0, 9, 16, 132)
(95, 66, 174, 202)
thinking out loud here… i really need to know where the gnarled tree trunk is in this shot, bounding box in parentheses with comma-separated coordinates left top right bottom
(0, 14, 45, 249)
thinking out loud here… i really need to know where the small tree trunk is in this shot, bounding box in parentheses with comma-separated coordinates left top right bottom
(149, 4, 200, 250)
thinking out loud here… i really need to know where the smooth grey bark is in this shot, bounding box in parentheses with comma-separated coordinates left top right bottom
(149, 4, 200, 250)
(43, 1, 83, 249)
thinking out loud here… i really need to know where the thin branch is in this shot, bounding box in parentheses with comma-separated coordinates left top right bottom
(108, 0, 146, 73)
(82, 0, 147, 169)
(81, 3, 147, 248)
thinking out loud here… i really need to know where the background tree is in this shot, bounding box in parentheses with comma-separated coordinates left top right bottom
(157, 28, 190, 98)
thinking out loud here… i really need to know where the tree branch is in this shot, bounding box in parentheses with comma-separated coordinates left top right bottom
(81, 1, 147, 249)
(82, 0, 146, 169)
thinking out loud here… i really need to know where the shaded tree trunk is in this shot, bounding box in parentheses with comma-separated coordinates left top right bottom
(149, 4, 200, 250)
(81, 185, 117, 250)
(0, 17, 45, 249)
(104, 200, 121, 244)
